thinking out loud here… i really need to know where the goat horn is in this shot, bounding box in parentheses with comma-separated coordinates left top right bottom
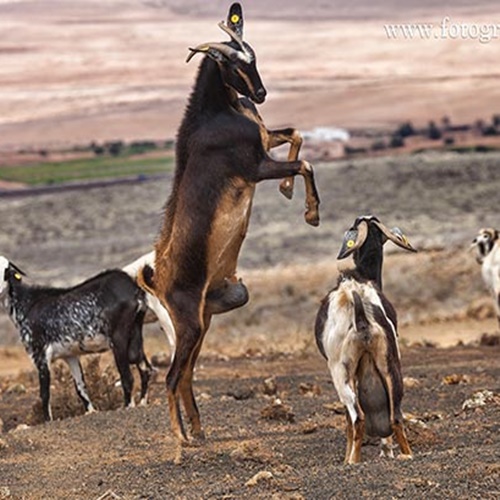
(373, 221, 417, 252)
(218, 21, 245, 51)
(337, 220, 369, 260)
(186, 42, 239, 63)
(9, 261, 27, 277)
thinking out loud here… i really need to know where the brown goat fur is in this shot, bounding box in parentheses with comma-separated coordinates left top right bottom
(141, 3, 320, 449)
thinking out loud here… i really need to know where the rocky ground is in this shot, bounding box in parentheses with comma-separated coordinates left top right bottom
(0, 151, 500, 498)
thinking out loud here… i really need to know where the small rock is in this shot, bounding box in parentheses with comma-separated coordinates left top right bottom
(227, 387, 255, 401)
(298, 382, 321, 396)
(260, 398, 295, 422)
(0, 486, 11, 497)
(462, 390, 495, 410)
(323, 402, 345, 414)
(6, 383, 26, 395)
(151, 352, 171, 368)
(442, 374, 470, 385)
(403, 377, 421, 389)
(11, 424, 30, 433)
(0, 438, 8, 451)
(262, 377, 277, 396)
(245, 470, 274, 487)
(300, 421, 318, 434)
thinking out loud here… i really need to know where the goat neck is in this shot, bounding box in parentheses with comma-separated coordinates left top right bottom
(184, 57, 233, 120)
(352, 229, 385, 289)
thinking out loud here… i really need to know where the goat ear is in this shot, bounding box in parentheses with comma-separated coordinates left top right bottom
(337, 221, 369, 260)
(373, 221, 417, 252)
(227, 2, 244, 37)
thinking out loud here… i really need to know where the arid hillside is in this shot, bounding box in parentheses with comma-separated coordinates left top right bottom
(1, 0, 500, 149)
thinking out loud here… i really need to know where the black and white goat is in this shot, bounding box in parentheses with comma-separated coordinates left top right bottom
(315, 216, 416, 464)
(471, 227, 500, 326)
(0, 256, 152, 421)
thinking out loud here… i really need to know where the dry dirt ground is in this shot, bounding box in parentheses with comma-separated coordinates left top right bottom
(1, 151, 500, 498)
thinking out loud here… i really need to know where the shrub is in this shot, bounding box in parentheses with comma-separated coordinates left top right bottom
(397, 121, 415, 137)
(428, 121, 442, 140)
(390, 135, 405, 148)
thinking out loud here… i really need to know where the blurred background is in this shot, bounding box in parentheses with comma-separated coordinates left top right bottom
(1, 0, 500, 353)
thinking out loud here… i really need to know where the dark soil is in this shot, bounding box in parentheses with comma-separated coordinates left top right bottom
(0, 345, 499, 499)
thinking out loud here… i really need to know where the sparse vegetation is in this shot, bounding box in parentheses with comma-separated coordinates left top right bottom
(0, 154, 174, 186)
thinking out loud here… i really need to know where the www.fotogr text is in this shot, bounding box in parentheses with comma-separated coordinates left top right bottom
(384, 17, 500, 44)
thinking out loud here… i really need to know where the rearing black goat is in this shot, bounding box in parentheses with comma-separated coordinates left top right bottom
(0, 256, 152, 421)
(315, 216, 416, 463)
(138, 3, 320, 450)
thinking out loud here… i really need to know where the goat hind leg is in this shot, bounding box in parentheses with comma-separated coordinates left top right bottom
(392, 420, 413, 459)
(167, 316, 204, 444)
(344, 412, 354, 463)
(136, 357, 153, 406)
(347, 417, 365, 464)
(178, 322, 210, 442)
(112, 344, 135, 408)
(65, 356, 95, 413)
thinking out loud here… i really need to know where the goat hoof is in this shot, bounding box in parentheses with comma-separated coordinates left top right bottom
(305, 210, 320, 227)
(190, 430, 206, 444)
(279, 182, 294, 200)
(397, 453, 413, 461)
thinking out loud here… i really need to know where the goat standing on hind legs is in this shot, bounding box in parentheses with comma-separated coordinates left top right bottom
(315, 216, 416, 464)
(139, 3, 320, 456)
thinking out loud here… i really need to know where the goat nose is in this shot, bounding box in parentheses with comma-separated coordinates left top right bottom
(255, 87, 267, 103)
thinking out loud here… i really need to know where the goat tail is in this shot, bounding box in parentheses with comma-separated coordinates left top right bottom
(352, 291, 371, 341)
(136, 264, 156, 297)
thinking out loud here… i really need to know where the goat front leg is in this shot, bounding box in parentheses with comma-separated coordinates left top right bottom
(65, 356, 95, 413)
(256, 156, 320, 227)
(267, 127, 303, 200)
(37, 357, 52, 421)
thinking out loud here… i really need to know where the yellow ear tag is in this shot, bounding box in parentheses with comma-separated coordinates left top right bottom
(231, 14, 240, 23)
(14, 273, 22, 280)
(401, 235, 408, 244)
(346, 240, 355, 248)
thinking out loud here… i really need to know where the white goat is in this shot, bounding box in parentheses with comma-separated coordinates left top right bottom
(471, 227, 500, 326)
(315, 216, 416, 464)
(122, 251, 176, 356)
